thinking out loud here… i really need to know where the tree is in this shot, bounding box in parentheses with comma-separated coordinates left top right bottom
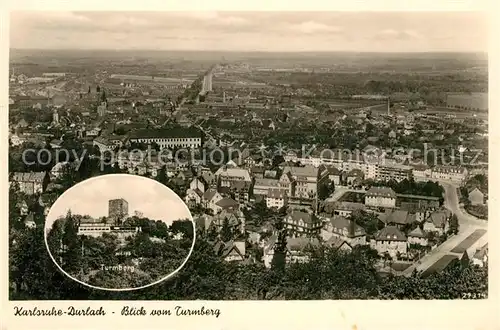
(449, 214, 459, 235)
(9, 182, 22, 229)
(220, 218, 233, 242)
(170, 219, 194, 240)
(351, 210, 383, 236)
(271, 214, 288, 270)
(318, 179, 335, 200)
(156, 165, 168, 185)
(61, 211, 83, 273)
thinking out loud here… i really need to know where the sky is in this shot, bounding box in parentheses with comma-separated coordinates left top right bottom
(45, 174, 192, 231)
(10, 11, 488, 52)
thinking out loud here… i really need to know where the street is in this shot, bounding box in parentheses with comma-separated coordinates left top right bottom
(401, 181, 488, 276)
(328, 182, 488, 277)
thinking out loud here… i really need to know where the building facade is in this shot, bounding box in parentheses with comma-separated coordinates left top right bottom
(10, 172, 49, 195)
(128, 128, 202, 149)
(365, 187, 397, 208)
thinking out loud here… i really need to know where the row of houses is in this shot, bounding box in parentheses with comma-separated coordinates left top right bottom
(197, 196, 454, 267)
(93, 127, 203, 152)
(262, 205, 453, 266)
(185, 165, 331, 212)
(283, 149, 468, 183)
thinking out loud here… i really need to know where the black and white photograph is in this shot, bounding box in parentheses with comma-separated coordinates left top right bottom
(44, 174, 195, 291)
(7, 10, 489, 301)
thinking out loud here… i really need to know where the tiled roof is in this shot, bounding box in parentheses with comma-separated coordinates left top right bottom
(366, 187, 396, 198)
(428, 211, 448, 227)
(221, 241, 246, 259)
(192, 188, 204, 197)
(325, 236, 349, 249)
(408, 227, 427, 238)
(129, 127, 202, 139)
(263, 170, 278, 178)
(254, 178, 281, 188)
(93, 137, 112, 146)
(285, 211, 319, 225)
(215, 198, 239, 208)
(347, 169, 364, 178)
(328, 216, 366, 237)
(413, 164, 430, 171)
(381, 210, 415, 225)
(202, 188, 218, 201)
(283, 166, 318, 178)
(433, 166, 466, 174)
(335, 201, 366, 211)
(326, 166, 342, 176)
(473, 243, 488, 260)
(11, 172, 46, 183)
(215, 167, 252, 182)
(375, 226, 407, 241)
(201, 171, 216, 184)
(286, 237, 321, 251)
(468, 187, 484, 195)
(267, 188, 287, 199)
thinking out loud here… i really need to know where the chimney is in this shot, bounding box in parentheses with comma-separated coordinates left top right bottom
(387, 98, 390, 116)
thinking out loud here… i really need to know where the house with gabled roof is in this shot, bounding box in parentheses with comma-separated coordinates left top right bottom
(371, 226, 408, 258)
(262, 235, 322, 268)
(16, 200, 29, 216)
(200, 170, 217, 188)
(218, 180, 251, 204)
(423, 210, 450, 235)
(324, 236, 353, 252)
(283, 211, 322, 238)
(213, 197, 240, 215)
(211, 208, 242, 230)
(344, 168, 364, 187)
(321, 215, 367, 246)
(266, 189, 288, 210)
(332, 201, 366, 217)
(326, 166, 342, 185)
(407, 227, 428, 246)
(468, 187, 485, 206)
(24, 213, 36, 229)
(365, 187, 397, 208)
(189, 177, 206, 193)
(472, 243, 488, 268)
(220, 240, 246, 262)
(282, 165, 329, 199)
(185, 188, 204, 206)
(194, 214, 214, 232)
(10, 172, 49, 195)
(431, 166, 468, 183)
(202, 188, 223, 214)
(93, 136, 114, 152)
(379, 209, 417, 229)
(285, 237, 321, 264)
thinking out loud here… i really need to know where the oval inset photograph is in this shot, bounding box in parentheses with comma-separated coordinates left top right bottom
(44, 174, 195, 291)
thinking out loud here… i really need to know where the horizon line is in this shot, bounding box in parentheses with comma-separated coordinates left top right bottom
(9, 48, 488, 54)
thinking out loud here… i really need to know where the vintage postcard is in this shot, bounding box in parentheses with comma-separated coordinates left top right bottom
(2, 0, 497, 329)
